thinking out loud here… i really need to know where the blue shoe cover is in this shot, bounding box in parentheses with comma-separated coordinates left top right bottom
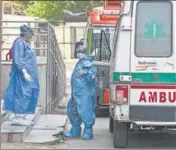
(82, 127, 93, 140)
(62, 131, 72, 138)
(63, 126, 81, 138)
(82, 133, 93, 140)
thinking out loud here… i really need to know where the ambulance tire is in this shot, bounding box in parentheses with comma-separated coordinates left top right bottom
(109, 116, 113, 132)
(113, 121, 128, 148)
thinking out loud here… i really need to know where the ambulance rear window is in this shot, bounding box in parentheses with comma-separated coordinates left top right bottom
(135, 1, 172, 57)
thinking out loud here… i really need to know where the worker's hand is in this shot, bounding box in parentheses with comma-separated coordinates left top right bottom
(22, 69, 32, 82)
(84, 60, 93, 68)
(76, 69, 84, 76)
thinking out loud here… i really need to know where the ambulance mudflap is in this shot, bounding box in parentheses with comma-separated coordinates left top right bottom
(130, 84, 176, 122)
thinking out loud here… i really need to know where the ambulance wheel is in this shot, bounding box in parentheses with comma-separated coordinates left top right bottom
(109, 115, 113, 132)
(113, 121, 128, 148)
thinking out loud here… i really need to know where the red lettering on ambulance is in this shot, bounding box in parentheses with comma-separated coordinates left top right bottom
(159, 92, 166, 103)
(168, 92, 176, 103)
(149, 92, 157, 102)
(139, 92, 146, 102)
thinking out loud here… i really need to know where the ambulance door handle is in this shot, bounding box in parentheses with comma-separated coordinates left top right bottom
(165, 62, 174, 70)
(96, 69, 105, 77)
(101, 70, 105, 76)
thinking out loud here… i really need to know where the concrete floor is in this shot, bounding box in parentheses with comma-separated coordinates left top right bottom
(2, 117, 176, 149)
(23, 115, 67, 143)
(65, 117, 176, 149)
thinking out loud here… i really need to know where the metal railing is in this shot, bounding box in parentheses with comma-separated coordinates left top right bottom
(46, 23, 66, 113)
(1, 20, 66, 113)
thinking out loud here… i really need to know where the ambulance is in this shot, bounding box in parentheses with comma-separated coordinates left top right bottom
(107, 0, 176, 148)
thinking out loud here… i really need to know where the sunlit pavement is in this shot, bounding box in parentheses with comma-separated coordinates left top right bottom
(64, 117, 176, 149)
(2, 117, 176, 149)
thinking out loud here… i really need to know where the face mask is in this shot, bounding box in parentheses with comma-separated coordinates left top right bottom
(77, 53, 86, 59)
(27, 36, 33, 42)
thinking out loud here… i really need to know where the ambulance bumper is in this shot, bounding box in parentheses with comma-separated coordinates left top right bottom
(134, 121, 176, 126)
(130, 106, 176, 122)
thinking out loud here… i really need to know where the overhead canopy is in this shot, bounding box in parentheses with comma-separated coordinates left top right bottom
(64, 11, 87, 23)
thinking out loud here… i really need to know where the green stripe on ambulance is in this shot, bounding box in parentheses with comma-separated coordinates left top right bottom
(113, 72, 176, 83)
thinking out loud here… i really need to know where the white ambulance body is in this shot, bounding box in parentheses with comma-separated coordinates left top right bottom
(109, 1, 176, 148)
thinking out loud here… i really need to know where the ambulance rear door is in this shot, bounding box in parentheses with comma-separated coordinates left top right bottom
(130, 1, 176, 122)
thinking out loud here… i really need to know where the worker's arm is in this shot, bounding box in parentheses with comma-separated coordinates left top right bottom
(83, 66, 97, 81)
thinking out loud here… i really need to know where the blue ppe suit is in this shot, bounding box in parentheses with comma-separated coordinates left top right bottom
(3, 38, 40, 114)
(64, 56, 97, 140)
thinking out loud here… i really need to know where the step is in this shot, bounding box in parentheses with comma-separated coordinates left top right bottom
(1, 100, 10, 124)
(23, 114, 67, 144)
(1, 111, 10, 124)
(1, 107, 42, 143)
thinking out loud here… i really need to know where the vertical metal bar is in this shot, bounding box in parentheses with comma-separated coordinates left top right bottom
(51, 27, 53, 111)
(35, 22, 40, 56)
(28, 22, 31, 46)
(0, 1, 2, 147)
(70, 27, 73, 59)
(44, 34, 46, 57)
(46, 23, 50, 114)
(73, 27, 76, 59)
(63, 26, 65, 58)
(49, 25, 52, 113)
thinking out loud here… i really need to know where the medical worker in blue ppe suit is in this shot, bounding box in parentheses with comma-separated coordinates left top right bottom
(63, 46, 97, 140)
(3, 25, 40, 126)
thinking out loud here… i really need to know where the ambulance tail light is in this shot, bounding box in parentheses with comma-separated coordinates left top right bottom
(116, 85, 128, 105)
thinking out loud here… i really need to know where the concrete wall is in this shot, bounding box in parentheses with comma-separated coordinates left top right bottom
(54, 22, 87, 59)
(1, 57, 47, 114)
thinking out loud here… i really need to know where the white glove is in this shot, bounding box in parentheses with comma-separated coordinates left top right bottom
(76, 69, 84, 76)
(22, 69, 32, 82)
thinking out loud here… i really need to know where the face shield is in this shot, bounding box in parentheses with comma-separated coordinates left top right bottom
(76, 46, 87, 59)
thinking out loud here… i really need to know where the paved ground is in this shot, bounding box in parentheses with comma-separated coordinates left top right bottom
(2, 117, 176, 149)
(23, 115, 67, 143)
(65, 118, 176, 149)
